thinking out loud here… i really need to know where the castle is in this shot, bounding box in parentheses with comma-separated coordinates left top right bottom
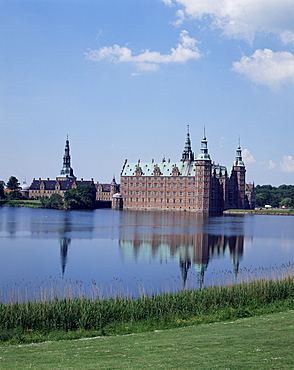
(28, 131, 254, 213)
(119, 128, 255, 213)
(29, 137, 119, 205)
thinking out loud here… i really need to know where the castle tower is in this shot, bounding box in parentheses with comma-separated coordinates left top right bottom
(195, 130, 212, 212)
(233, 140, 246, 209)
(56, 136, 76, 181)
(110, 176, 117, 196)
(182, 125, 194, 161)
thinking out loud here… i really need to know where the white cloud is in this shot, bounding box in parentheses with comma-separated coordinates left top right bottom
(85, 30, 201, 73)
(173, 9, 185, 27)
(280, 155, 294, 172)
(232, 49, 294, 87)
(161, 0, 173, 5)
(163, 0, 294, 43)
(243, 148, 255, 163)
(268, 160, 277, 169)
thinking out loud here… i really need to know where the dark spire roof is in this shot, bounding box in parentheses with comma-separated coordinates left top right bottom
(182, 125, 194, 161)
(58, 137, 76, 179)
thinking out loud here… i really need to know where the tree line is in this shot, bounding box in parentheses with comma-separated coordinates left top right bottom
(255, 184, 294, 208)
(0, 176, 97, 210)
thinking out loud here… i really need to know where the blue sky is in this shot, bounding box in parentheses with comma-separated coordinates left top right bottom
(1, 0, 294, 186)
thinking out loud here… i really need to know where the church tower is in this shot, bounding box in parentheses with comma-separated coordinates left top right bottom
(182, 125, 194, 161)
(195, 130, 212, 212)
(56, 136, 76, 181)
(233, 140, 246, 209)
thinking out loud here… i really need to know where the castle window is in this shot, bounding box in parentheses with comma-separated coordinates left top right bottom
(179, 192, 183, 196)
(148, 183, 151, 187)
(136, 191, 139, 195)
(130, 198, 132, 202)
(130, 191, 133, 195)
(160, 199, 163, 203)
(167, 191, 170, 196)
(154, 191, 157, 195)
(154, 198, 156, 203)
(154, 183, 157, 187)
(136, 183, 139, 187)
(130, 183, 133, 187)
(173, 199, 176, 203)
(136, 198, 138, 202)
(124, 191, 127, 195)
(148, 191, 151, 195)
(142, 191, 145, 195)
(142, 198, 144, 202)
(148, 198, 151, 203)
(173, 192, 176, 196)
(179, 183, 183, 188)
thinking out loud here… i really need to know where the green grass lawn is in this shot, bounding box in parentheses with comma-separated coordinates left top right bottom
(1, 310, 293, 369)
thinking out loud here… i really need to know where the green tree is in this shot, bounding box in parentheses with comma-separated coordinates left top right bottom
(7, 190, 24, 200)
(0, 181, 5, 199)
(279, 197, 293, 208)
(40, 194, 64, 209)
(255, 184, 294, 208)
(6, 176, 20, 190)
(64, 185, 96, 209)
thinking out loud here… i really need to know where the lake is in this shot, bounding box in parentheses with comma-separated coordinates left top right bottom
(0, 207, 293, 302)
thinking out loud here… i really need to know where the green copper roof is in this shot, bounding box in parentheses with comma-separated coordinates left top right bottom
(121, 161, 196, 177)
(121, 160, 232, 178)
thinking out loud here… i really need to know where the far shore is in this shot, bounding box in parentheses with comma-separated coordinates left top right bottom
(224, 208, 294, 216)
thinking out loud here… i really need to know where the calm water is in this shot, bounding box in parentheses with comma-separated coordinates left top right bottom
(0, 207, 293, 302)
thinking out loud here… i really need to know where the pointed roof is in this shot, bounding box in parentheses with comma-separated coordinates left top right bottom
(235, 138, 245, 167)
(197, 127, 211, 161)
(182, 125, 194, 161)
(58, 136, 76, 180)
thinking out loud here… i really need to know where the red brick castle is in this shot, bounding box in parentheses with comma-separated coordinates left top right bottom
(119, 127, 255, 212)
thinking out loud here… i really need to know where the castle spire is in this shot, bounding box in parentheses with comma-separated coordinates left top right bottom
(57, 136, 76, 180)
(235, 138, 245, 167)
(182, 125, 194, 161)
(197, 127, 211, 160)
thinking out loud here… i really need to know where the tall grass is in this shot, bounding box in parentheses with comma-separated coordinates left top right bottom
(0, 276, 293, 343)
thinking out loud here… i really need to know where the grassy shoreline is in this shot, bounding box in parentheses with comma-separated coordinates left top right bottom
(224, 208, 294, 215)
(1, 276, 293, 345)
(1, 200, 42, 208)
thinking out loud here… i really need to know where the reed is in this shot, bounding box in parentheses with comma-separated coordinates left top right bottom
(0, 274, 293, 343)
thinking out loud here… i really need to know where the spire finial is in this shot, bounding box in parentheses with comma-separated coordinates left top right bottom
(204, 125, 206, 139)
(187, 124, 189, 134)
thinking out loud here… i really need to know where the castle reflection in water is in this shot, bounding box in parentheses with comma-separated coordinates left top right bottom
(9, 207, 245, 289)
(118, 211, 245, 288)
